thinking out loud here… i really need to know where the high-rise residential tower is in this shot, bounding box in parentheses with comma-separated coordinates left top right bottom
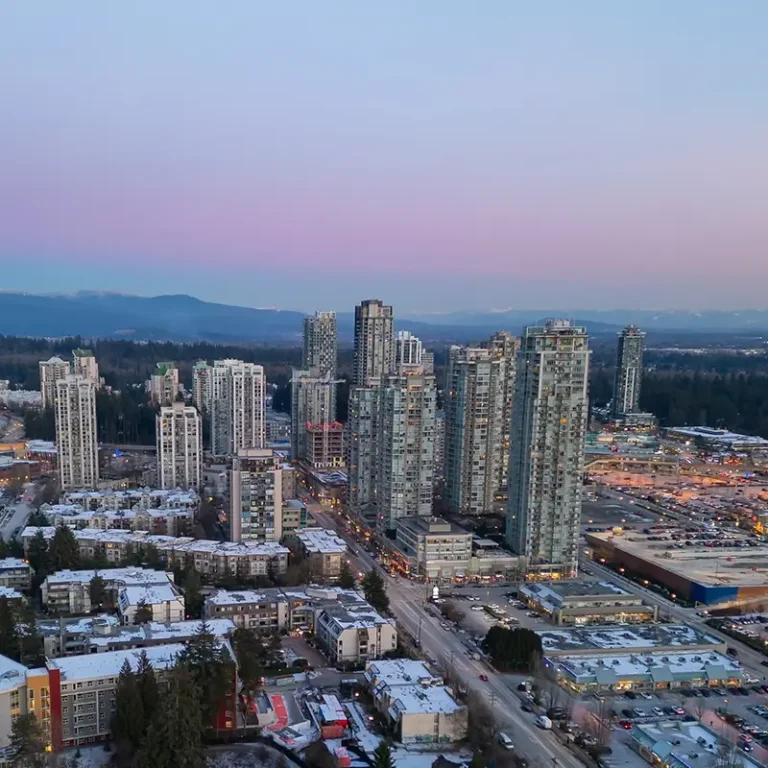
(192, 361, 212, 413)
(395, 331, 423, 369)
(506, 320, 590, 579)
(612, 325, 645, 418)
(290, 369, 340, 466)
(72, 349, 100, 388)
(148, 362, 180, 406)
(375, 362, 436, 531)
(230, 449, 283, 543)
(156, 402, 202, 490)
(210, 360, 266, 457)
(483, 331, 520, 496)
(443, 345, 506, 516)
(347, 386, 379, 524)
(39, 356, 70, 409)
(303, 311, 338, 379)
(55, 375, 99, 490)
(353, 300, 394, 386)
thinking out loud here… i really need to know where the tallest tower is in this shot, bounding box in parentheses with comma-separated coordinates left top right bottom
(303, 311, 338, 380)
(506, 320, 590, 579)
(612, 325, 645, 419)
(353, 300, 394, 386)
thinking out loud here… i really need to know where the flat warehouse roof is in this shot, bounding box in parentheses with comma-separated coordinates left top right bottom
(587, 530, 768, 589)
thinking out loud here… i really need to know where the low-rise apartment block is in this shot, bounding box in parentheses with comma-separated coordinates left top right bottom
(0, 557, 32, 590)
(204, 586, 397, 663)
(38, 616, 236, 658)
(521, 579, 659, 625)
(60, 488, 199, 513)
(41, 568, 177, 616)
(281, 499, 308, 534)
(22, 527, 289, 580)
(291, 528, 347, 580)
(44, 504, 193, 537)
(364, 659, 467, 744)
(117, 583, 185, 624)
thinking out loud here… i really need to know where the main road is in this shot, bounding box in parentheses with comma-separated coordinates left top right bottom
(307, 502, 585, 768)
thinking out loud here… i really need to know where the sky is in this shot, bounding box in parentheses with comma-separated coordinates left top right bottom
(1, 2, 767, 313)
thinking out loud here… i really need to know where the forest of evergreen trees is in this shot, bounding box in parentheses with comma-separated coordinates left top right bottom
(4, 333, 768, 440)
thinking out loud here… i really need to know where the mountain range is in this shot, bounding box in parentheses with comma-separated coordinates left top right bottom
(0, 292, 767, 344)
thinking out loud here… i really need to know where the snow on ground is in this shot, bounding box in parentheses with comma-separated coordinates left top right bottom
(207, 744, 287, 767)
(55, 745, 112, 768)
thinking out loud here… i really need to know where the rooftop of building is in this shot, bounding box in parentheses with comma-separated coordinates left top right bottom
(205, 585, 370, 609)
(49, 642, 187, 682)
(44, 567, 173, 587)
(294, 527, 347, 554)
(586, 528, 768, 589)
(306, 468, 348, 486)
(0, 654, 32, 692)
(631, 721, 762, 768)
(522, 579, 632, 604)
(365, 659, 439, 688)
(61, 488, 199, 504)
(0, 587, 24, 600)
(537, 624, 721, 654)
(665, 426, 768, 447)
(552, 649, 742, 683)
(118, 583, 182, 607)
(396, 516, 468, 537)
(37, 615, 122, 637)
(46, 505, 193, 520)
(320, 601, 393, 632)
(0, 557, 30, 570)
(22, 527, 290, 557)
(389, 684, 464, 716)
(25, 439, 57, 454)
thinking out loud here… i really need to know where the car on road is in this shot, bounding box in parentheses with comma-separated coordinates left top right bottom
(479, 674, 489, 682)
(521, 703, 534, 713)
(672, 707, 685, 716)
(619, 720, 633, 729)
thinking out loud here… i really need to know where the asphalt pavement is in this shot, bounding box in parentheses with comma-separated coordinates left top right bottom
(0, 499, 32, 541)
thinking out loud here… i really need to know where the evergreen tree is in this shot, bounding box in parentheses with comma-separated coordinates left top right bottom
(136, 650, 159, 730)
(183, 568, 204, 619)
(91, 546, 109, 570)
(26, 511, 49, 528)
(49, 526, 80, 570)
(133, 600, 153, 625)
(178, 620, 234, 727)
(372, 741, 395, 768)
(361, 569, 390, 614)
(232, 627, 263, 696)
(0, 598, 16, 659)
(469, 753, 486, 768)
(136, 665, 205, 768)
(143, 544, 162, 569)
(15, 603, 44, 667)
(111, 658, 145, 760)
(26, 531, 49, 575)
(89, 575, 106, 611)
(338, 560, 356, 589)
(8, 712, 47, 768)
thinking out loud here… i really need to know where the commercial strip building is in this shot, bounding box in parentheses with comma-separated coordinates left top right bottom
(663, 426, 768, 454)
(630, 720, 763, 768)
(506, 320, 591, 578)
(536, 623, 722, 657)
(549, 649, 744, 694)
(365, 659, 467, 745)
(290, 527, 347, 580)
(22, 527, 290, 580)
(586, 528, 768, 607)
(204, 586, 397, 663)
(390, 516, 522, 582)
(38, 616, 236, 658)
(520, 579, 659, 625)
(40, 568, 178, 616)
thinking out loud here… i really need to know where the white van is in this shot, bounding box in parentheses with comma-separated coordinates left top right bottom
(498, 732, 514, 750)
(534, 715, 552, 730)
